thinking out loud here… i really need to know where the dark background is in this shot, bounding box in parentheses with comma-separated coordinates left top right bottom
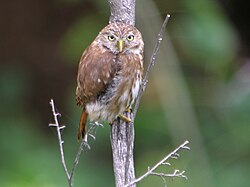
(0, 0, 249, 186)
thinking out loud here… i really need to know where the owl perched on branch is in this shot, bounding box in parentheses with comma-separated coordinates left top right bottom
(76, 22, 144, 140)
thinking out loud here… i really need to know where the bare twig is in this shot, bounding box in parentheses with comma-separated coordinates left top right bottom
(49, 99, 103, 187)
(69, 121, 103, 182)
(123, 140, 190, 187)
(49, 99, 71, 185)
(151, 170, 187, 179)
(133, 14, 171, 119)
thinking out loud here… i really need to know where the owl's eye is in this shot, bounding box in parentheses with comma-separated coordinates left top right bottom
(108, 35, 116, 41)
(127, 34, 134, 41)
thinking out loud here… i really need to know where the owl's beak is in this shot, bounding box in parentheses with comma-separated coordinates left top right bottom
(117, 40, 124, 52)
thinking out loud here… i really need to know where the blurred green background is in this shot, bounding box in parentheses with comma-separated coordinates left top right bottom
(1, 0, 249, 186)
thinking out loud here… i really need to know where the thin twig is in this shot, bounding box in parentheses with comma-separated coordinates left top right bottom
(49, 99, 71, 185)
(49, 99, 103, 187)
(69, 122, 103, 183)
(133, 14, 171, 119)
(123, 140, 190, 187)
(151, 170, 187, 179)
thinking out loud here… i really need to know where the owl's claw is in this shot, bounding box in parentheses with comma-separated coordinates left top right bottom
(125, 107, 132, 113)
(119, 114, 132, 123)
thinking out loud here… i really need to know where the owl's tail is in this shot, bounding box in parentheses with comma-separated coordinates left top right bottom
(77, 110, 88, 140)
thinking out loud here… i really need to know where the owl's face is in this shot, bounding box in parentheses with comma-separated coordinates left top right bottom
(97, 22, 144, 54)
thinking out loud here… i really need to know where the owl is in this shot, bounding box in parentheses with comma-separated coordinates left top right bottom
(76, 22, 144, 140)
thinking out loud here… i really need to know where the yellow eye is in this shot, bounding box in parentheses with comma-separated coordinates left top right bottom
(108, 35, 116, 41)
(127, 34, 134, 41)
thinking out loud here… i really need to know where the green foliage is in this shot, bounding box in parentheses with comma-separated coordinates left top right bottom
(59, 15, 104, 64)
(172, 0, 238, 76)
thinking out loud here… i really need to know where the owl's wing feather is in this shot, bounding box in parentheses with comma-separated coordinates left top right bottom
(76, 43, 116, 107)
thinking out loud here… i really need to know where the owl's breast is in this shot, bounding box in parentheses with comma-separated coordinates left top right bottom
(86, 77, 141, 123)
(86, 53, 143, 123)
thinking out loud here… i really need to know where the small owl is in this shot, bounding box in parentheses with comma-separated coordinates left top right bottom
(76, 22, 144, 140)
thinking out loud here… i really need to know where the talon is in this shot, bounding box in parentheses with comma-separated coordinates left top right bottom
(119, 114, 132, 123)
(125, 107, 132, 113)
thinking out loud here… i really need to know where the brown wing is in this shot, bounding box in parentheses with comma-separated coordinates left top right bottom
(76, 42, 116, 107)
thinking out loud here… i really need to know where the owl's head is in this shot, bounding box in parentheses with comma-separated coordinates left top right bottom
(97, 22, 144, 54)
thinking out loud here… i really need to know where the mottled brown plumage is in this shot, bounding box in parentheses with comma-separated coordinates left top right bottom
(76, 22, 144, 139)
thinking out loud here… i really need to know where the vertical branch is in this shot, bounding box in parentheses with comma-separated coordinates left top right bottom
(108, 1, 137, 186)
(108, 1, 136, 186)
(109, 0, 135, 26)
(110, 113, 135, 187)
(133, 14, 170, 118)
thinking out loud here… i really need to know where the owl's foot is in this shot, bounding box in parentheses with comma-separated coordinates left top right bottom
(125, 107, 132, 113)
(119, 114, 132, 123)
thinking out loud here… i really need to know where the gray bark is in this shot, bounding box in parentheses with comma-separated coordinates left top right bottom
(110, 112, 135, 187)
(108, 0, 136, 26)
(108, 1, 136, 186)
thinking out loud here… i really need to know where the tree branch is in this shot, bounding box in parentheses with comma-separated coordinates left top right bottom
(49, 99, 70, 182)
(133, 14, 170, 119)
(110, 113, 135, 187)
(109, 0, 135, 26)
(49, 99, 103, 187)
(108, 1, 137, 187)
(123, 141, 190, 187)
